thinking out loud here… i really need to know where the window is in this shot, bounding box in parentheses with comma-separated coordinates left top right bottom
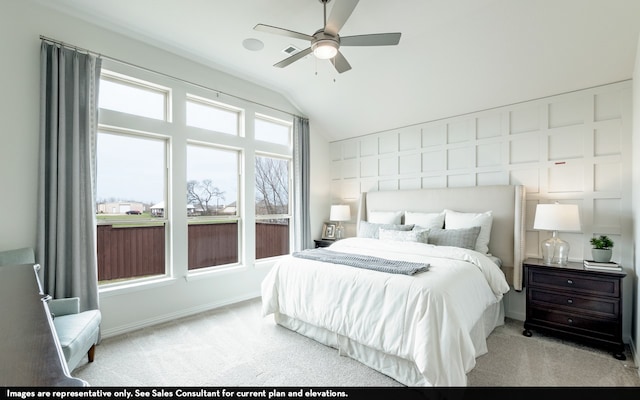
(96, 62, 294, 289)
(95, 131, 167, 284)
(186, 95, 240, 135)
(255, 155, 291, 259)
(255, 114, 291, 146)
(187, 144, 240, 270)
(99, 71, 169, 121)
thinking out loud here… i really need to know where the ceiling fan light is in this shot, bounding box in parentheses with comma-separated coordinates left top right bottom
(312, 40, 338, 59)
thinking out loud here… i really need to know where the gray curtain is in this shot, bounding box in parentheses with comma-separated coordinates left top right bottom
(37, 41, 101, 312)
(293, 116, 312, 251)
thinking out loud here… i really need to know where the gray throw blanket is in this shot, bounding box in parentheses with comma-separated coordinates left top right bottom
(292, 248, 429, 276)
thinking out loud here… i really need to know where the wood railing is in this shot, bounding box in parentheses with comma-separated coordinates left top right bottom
(97, 221, 289, 282)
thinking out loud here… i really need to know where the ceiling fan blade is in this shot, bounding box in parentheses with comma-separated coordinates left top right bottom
(324, 0, 359, 36)
(341, 32, 401, 46)
(332, 51, 352, 74)
(254, 24, 314, 42)
(274, 47, 313, 68)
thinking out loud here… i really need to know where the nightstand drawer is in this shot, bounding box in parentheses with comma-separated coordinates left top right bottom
(529, 288, 620, 319)
(528, 269, 620, 297)
(529, 307, 619, 339)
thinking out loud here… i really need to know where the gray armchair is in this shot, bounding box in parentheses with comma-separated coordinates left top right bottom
(0, 247, 102, 372)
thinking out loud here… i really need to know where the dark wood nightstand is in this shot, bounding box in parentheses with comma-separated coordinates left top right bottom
(313, 239, 335, 248)
(522, 258, 626, 360)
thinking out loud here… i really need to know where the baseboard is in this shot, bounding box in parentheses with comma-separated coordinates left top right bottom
(100, 291, 261, 339)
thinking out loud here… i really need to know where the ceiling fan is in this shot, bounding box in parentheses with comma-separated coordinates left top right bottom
(254, 0, 401, 74)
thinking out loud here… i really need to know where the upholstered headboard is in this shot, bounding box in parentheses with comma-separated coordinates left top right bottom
(356, 185, 526, 290)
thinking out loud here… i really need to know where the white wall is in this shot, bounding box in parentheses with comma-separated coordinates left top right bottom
(631, 33, 640, 371)
(328, 81, 635, 344)
(0, 1, 331, 337)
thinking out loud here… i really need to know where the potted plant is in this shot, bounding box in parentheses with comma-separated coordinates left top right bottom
(590, 235, 614, 262)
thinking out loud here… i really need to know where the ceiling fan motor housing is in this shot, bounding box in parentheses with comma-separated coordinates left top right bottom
(311, 30, 340, 59)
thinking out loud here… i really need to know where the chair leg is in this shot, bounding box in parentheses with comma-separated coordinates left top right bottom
(87, 344, 96, 363)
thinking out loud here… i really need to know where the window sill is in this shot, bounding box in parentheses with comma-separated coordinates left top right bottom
(98, 276, 178, 298)
(185, 263, 248, 281)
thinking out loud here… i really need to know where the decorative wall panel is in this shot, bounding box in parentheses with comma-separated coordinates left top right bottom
(379, 156, 398, 176)
(379, 133, 398, 154)
(548, 163, 584, 193)
(400, 153, 421, 175)
(548, 97, 588, 128)
(360, 137, 378, 157)
(399, 128, 421, 151)
(342, 159, 358, 179)
(594, 122, 621, 156)
(422, 124, 446, 147)
(360, 158, 378, 178)
(447, 146, 474, 170)
(448, 119, 474, 143)
(477, 142, 502, 167)
(477, 114, 501, 139)
(422, 150, 445, 172)
(328, 81, 631, 267)
(510, 106, 540, 134)
(548, 126, 584, 160)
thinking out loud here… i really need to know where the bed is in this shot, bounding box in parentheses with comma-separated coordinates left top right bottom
(261, 185, 525, 386)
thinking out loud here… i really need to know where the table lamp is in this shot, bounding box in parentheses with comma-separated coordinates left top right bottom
(533, 202, 581, 265)
(330, 205, 351, 240)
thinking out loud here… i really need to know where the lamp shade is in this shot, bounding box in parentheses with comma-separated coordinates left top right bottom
(330, 205, 351, 222)
(533, 203, 581, 232)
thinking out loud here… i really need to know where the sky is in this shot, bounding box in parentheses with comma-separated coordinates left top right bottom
(96, 132, 239, 206)
(95, 74, 288, 208)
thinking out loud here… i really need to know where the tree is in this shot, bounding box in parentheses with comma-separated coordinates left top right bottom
(255, 157, 288, 215)
(187, 179, 225, 216)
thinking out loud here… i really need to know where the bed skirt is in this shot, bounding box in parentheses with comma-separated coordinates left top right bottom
(273, 300, 505, 387)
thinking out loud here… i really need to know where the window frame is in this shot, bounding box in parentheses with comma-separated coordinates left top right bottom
(186, 94, 243, 136)
(254, 152, 293, 261)
(99, 69, 172, 122)
(95, 60, 296, 291)
(95, 127, 171, 287)
(254, 113, 293, 147)
(186, 141, 243, 271)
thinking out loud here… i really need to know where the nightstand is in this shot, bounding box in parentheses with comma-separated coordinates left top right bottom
(522, 258, 626, 360)
(313, 239, 335, 248)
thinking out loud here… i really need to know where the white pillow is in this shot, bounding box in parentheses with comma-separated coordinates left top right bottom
(404, 211, 445, 230)
(368, 210, 403, 224)
(444, 209, 493, 254)
(379, 228, 428, 243)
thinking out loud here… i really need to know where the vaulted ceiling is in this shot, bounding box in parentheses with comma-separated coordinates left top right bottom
(44, 0, 640, 142)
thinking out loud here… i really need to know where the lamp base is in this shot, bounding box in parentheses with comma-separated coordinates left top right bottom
(541, 231, 570, 265)
(335, 222, 345, 240)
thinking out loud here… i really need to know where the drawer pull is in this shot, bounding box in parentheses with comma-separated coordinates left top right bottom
(567, 279, 574, 285)
(567, 299, 573, 304)
(567, 318, 574, 324)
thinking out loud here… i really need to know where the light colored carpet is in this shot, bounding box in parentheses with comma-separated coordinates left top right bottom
(74, 297, 640, 387)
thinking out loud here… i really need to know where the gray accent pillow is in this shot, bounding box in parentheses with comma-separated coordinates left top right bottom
(379, 228, 429, 243)
(358, 221, 414, 239)
(427, 226, 481, 250)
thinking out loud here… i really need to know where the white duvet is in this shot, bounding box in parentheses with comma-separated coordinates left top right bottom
(261, 237, 510, 386)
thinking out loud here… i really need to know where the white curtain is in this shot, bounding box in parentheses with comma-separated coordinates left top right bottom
(293, 116, 312, 251)
(37, 41, 101, 311)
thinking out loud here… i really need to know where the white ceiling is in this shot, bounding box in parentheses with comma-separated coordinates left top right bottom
(44, 0, 640, 142)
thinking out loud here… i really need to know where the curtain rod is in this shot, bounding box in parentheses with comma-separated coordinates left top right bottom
(39, 35, 304, 120)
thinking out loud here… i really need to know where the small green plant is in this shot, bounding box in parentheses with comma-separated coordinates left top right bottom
(590, 235, 614, 250)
